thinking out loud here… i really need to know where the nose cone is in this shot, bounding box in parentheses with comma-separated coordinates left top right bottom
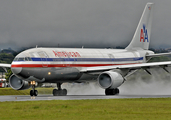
(11, 64, 30, 79)
(11, 58, 22, 75)
(11, 51, 31, 79)
(11, 52, 25, 75)
(11, 67, 22, 75)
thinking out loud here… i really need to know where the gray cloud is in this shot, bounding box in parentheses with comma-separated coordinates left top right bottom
(0, 0, 171, 50)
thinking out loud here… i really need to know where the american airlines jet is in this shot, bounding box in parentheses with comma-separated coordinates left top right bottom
(1, 3, 171, 96)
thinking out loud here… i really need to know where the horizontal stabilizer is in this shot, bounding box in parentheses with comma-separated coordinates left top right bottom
(146, 52, 171, 58)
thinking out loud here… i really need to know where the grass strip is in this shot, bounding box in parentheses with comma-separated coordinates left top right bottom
(0, 98, 171, 120)
(0, 88, 53, 95)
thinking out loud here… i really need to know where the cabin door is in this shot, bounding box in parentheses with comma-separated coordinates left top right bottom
(38, 51, 48, 67)
(108, 54, 114, 64)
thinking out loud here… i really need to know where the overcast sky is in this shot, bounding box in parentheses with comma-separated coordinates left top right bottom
(0, 0, 171, 50)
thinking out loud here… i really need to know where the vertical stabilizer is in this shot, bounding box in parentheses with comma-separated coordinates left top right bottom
(126, 3, 154, 50)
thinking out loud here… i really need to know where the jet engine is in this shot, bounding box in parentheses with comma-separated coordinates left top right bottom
(98, 71, 124, 89)
(9, 74, 31, 90)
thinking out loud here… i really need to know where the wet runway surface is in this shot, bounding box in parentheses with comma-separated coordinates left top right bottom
(0, 94, 171, 102)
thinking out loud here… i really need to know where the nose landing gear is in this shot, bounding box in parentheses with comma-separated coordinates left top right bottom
(30, 81, 38, 96)
(53, 83, 67, 96)
(29, 81, 67, 96)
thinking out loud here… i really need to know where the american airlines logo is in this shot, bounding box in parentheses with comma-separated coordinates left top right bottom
(140, 24, 149, 42)
(53, 51, 81, 57)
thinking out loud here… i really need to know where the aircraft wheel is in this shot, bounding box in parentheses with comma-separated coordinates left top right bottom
(34, 90, 38, 96)
(116, 88, 119, 94)
(53, 89, 67, 96)
(58, 89, 67, 96)
(53, 89, 60, 96)
(112, 88, 119, 95)
(53, 89, 57, 96)
(105, 89, 112, 95)
(105, 88, 119, 95)
(62, 89, 67, 96)
(30, 90, 34, 96)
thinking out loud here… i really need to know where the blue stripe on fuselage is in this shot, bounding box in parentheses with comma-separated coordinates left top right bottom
(27, 57, 144, 62)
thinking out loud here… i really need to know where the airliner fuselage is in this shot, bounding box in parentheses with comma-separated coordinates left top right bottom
(11, 48, 146, 83)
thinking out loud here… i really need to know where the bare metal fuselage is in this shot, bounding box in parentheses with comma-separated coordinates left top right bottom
(11, 48, 146, 83)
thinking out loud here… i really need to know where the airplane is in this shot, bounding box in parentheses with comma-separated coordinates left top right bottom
(1, 3, 171, 96)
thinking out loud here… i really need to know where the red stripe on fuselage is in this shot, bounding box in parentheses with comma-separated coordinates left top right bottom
(11, 63, 139, 68)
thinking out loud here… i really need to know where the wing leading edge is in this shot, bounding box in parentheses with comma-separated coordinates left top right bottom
(0, 64, 11, 68)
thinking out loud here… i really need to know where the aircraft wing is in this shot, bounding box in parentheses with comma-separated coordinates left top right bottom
(80, 61, 171, 73)
(0, 63, 11, 72)
(0, 63, 11, 68)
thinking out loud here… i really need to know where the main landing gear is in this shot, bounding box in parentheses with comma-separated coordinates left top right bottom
(53, 83, 67, 96)
(105, 88, 119, 95)
(30, 81, 38, 96)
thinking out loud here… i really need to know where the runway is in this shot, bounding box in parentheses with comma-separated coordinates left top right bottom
(0, 94, 171, 102)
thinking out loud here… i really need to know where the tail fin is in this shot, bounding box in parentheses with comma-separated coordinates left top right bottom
(126, 3, 154, 50)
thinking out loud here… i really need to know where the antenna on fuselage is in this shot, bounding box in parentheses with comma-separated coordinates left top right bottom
(36, 45, 38, 48)
(82, 46, 84, 49)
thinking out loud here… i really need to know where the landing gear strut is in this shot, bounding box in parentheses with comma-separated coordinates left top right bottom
(105, 88, 119, 95)
(30, 81, 38, 96)
(53, 83, 67, 96)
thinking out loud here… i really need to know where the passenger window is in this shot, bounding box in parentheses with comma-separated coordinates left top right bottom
(18, 57, 25, 61)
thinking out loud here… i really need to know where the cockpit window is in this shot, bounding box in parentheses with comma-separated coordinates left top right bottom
(14, 58, 18, 61)
(25, 57, 32, 61)
(18, 57, 25, 61)
(25, 57, 29, 61)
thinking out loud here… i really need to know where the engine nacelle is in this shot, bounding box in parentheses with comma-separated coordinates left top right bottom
(98, 71, 124, 89)
(9, 74, 31, 90)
